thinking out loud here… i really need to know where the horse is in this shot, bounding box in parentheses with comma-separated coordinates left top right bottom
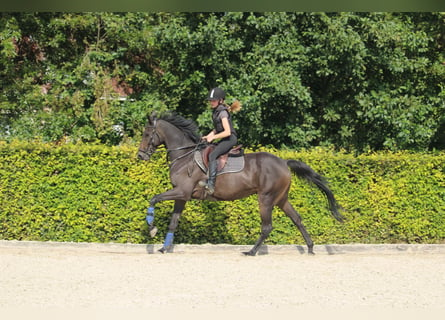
(137, 112, 344, 255)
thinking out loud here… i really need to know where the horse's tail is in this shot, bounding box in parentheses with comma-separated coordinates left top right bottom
(287, 160, 344, 222)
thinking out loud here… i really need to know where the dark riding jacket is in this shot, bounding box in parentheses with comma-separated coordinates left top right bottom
(212, 104, 237, 137)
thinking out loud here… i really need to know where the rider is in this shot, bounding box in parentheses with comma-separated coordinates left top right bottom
(201, 87, 241, 195)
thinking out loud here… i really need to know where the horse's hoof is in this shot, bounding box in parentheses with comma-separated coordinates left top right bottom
(242, 251, 256, 256)
(149, 226, 158, 237)
(308, 251, 315, 256)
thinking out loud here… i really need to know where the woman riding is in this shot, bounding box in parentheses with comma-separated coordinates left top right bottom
(201, 87, 241, 195)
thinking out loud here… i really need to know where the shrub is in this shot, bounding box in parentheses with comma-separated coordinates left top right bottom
(1, 141, 444, 245)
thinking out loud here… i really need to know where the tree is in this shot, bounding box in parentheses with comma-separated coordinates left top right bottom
(0, 12, 444, 151)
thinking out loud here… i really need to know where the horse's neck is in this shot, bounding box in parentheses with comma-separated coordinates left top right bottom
(159, 120, 193, 151)
(158, 121, 195, 166)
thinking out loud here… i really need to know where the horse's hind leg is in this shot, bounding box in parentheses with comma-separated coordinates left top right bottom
(279, 200, 314, 255)
(243, 198, 273, 256)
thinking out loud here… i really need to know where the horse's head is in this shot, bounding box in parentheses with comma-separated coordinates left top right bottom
(137, 114, 163, 161)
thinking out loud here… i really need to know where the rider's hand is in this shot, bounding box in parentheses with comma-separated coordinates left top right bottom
(205, 132, 215, 143)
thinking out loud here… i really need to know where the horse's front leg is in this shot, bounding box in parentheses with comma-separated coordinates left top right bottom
(146, 187, 185, 235)
(145, 187, 189, 253)
(158, 200, 186, 254)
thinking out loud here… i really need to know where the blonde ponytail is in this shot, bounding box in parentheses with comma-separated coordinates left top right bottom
(227, 100, 242, 113)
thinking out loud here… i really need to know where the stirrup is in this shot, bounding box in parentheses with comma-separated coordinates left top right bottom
(198, 180, 207, 187)
(199, 179, 215, 195)
(205, 184, 215, 195)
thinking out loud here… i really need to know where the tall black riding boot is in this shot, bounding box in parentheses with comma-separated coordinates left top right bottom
(206, 160, 218, 195)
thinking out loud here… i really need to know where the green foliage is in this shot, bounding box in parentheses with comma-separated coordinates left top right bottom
(1, 13, 444, 152)
(1, 141, 444, 245)
(0, 141, 153, 242)
(0, 13, 160, 145)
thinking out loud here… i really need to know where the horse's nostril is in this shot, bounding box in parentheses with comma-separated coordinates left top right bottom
(137, 151, 149, 160)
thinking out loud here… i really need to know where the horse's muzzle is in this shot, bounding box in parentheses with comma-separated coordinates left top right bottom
(137, 150, 151, 161)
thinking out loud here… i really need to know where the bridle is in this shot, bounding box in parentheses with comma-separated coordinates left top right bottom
(139, 118, 204, 165)
(138, 118, 161, 160)
(147, 119, 161, 156)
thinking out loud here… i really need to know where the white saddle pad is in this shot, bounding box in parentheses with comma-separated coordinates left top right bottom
(194, 151, 245, 176)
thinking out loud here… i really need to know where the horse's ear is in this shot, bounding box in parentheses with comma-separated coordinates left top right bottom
(149, 111, 158, 124)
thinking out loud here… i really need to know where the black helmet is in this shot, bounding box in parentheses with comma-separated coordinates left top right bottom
(207, 87, 226, 100)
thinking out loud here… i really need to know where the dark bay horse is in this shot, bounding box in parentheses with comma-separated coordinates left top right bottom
(137, 112, 343, 255)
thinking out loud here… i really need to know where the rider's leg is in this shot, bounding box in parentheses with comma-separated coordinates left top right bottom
(205, 135, 237, 195)
(206, 159, 218, 195)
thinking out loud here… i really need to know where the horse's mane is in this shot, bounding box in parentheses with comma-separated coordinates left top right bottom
(158, 112, 201, 143)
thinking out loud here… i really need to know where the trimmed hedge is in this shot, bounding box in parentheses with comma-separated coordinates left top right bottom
(1, 141, 444, 245)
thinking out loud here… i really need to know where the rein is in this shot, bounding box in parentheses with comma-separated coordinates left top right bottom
(142, 119, 203, 166)
(164, 144, 201, 167)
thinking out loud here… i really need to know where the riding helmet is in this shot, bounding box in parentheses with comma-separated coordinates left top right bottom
(207, 87, 226, 100)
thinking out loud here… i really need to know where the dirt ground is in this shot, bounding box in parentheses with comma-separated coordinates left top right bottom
(1, 241, 444, 316)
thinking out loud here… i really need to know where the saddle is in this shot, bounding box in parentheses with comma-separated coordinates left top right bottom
(201, 144, 244, 171)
